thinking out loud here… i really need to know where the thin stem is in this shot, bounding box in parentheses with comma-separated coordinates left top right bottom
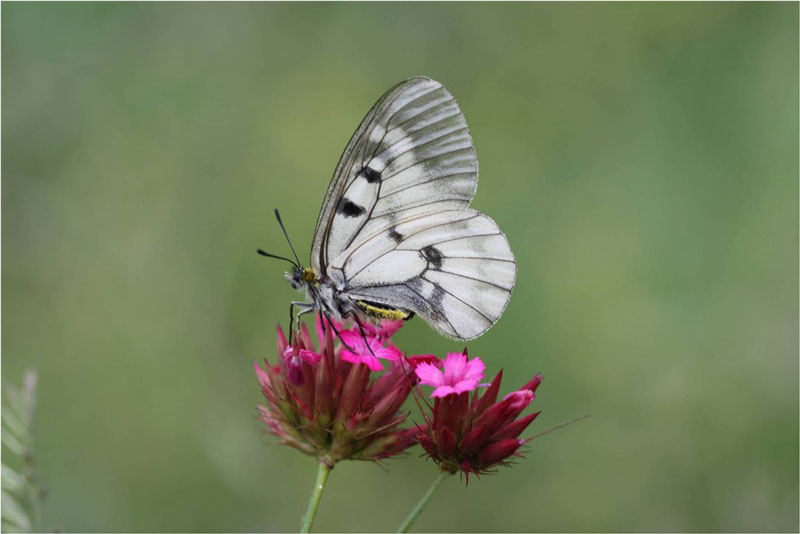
(396, 470, 451, 533)
(300, 461, 332, 533)
(526, 414, 591, 441)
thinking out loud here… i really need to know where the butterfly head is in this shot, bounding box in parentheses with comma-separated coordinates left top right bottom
(286, 266, 318, 290)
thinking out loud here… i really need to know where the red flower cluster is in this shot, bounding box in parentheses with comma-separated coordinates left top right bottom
(412, 351, 543, 477)
(254, 315, 427, 465)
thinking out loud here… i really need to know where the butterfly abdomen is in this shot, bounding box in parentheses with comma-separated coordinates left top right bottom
(355, 300, 414, 321)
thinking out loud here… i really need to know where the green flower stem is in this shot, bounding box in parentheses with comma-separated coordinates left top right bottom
(397, 471, 451, 533)
(300, 460, 332, 533)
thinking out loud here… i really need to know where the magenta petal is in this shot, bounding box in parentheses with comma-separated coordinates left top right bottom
(443, 352, 468, 383)
(360, 354, 384, 372)
(453, 379, 480, 394)
(299, 349, 321, 364)
(375, 343, 402, 361)
(415, 363, 445, 387)
(340, 350, 359, 364)
(339, 329, 362, 348)
(341, 351, 384, 372)
(431, 385, 457, 398)
(463, 357, 486, 382)
(340, 329, 397, 363)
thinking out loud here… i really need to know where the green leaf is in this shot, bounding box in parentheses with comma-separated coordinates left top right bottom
(1, 490, 32, 532)
(1, 411, 31, 447)
(1, 371, 41, 533)
(1, 464, 25, 492)
(0, 432, 26, 457)
(4, 389, 30, 428)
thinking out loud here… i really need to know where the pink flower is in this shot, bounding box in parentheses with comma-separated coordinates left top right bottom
(339, 329, 402, 371)
(409, 350, 545, 478)
(415, 352, 486, 397)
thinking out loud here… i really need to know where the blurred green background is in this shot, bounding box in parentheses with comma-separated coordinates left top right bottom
(2, 2, 797, 532)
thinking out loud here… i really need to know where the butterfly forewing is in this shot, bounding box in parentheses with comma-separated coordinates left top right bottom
(311, 77, 477, 273)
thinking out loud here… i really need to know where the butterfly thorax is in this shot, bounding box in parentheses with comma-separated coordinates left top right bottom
(287, 265, 413, 324)
(286, 266, 320, 289)
(302, 267, 318, 286)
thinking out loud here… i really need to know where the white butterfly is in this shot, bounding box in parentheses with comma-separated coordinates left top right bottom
(262, 76, 516, 341)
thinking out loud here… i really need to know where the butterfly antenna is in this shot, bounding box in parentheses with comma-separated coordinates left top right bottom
(256, 249, 299, 267)
(274, 209, 302, 267)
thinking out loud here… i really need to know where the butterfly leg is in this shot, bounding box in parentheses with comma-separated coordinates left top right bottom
(313, 300, 364, 355)
(350, 313, 378, 358)
(319, 310, 362, 354)
(289, 301, 315, 336)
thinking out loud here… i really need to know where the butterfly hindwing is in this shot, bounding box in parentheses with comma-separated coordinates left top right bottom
(327, 210, 515, 340)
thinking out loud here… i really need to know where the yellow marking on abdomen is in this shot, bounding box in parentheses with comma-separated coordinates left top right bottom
(356, 301, 411, 321)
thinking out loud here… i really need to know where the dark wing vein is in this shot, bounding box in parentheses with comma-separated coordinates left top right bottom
(387, 101, 460, 135)
(434, 270, 513, 291)
(338, 85, 445, 254)
(315, 78, 432, 270)
(377, 126, 470, 173)
(379, 171, 475, 200)
(419, 275, 494, 322)
(436, 256, 516, 263)
(341, 213, 481, 278)
(401, 282, 460, 336)
(383, 147, 474, 181)
(421, 232, 501, 247)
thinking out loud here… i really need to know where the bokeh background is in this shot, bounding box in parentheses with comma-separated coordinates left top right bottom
(2, 3, 798, 532)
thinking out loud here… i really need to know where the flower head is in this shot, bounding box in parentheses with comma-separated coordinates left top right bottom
(412, 350, 543, 478)
(254, 314, 423, 464)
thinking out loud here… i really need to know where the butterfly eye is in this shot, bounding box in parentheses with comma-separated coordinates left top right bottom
(283, 271, 300, 289)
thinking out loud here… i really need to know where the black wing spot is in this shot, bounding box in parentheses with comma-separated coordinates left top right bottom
(337, 198, 366, 218)
(388, 226, 404, 243)
(421, 245, 444, 269)
(359, 166, 381, 183)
